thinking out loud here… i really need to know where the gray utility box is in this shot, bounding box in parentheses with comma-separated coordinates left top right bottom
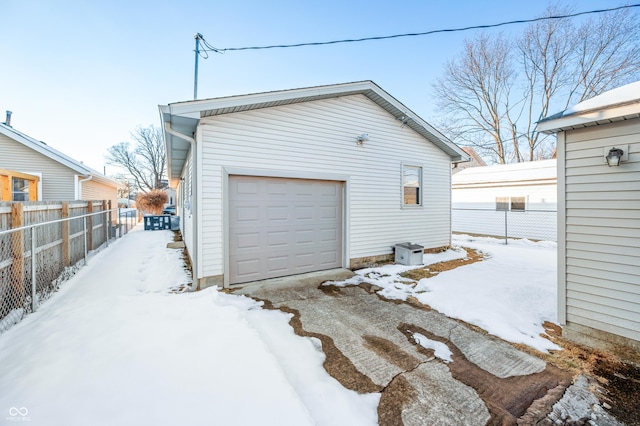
(394, 242, 424, 266)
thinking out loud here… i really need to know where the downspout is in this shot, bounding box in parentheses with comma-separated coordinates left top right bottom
(164, 121, 199, 292)
(78, 175, 93, 200)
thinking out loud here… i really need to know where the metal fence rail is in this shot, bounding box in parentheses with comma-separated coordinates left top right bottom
(0, 208, 138, 333)
(452, 208, 557, 243)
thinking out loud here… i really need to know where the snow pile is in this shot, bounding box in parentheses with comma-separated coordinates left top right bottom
(0, 227, 378, 426)
(412, 333, 453, 363)
(327, 236, 560, 353)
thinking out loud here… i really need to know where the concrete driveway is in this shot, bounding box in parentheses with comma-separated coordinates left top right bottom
(234, 270, 583, 425)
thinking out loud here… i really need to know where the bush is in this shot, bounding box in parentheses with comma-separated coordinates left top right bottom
(136, 190, 168, 215)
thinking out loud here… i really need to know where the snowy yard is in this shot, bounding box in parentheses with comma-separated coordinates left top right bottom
(0, 227, 558, 425)
(327, 234, 559, 353)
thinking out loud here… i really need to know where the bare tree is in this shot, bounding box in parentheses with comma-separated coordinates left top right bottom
(433, 3, 640, 163)
(516, 4, 640, 160)
(106, 125, 166, 192)
(433, 33, 516, 164)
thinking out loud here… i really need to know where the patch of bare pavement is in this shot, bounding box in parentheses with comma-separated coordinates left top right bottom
(234, 271, 626, 425)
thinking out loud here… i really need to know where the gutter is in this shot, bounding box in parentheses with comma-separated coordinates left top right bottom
(78, 175, 93, 199)
(163, 120, 199, 292)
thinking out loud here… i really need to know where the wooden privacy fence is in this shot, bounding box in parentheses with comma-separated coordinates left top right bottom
(0, 200, 138, 333)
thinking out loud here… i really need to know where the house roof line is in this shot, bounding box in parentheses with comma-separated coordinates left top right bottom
(160, 81, 469, 183)
(0, 123, 121, 188)
(537, 80, 640, 133)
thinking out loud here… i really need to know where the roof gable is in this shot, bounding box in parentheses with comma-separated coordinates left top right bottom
(0, 123, 121, 188)
(160, 81, 469, 183)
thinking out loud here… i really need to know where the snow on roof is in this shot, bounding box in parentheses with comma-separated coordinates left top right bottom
(452, 159, 556, 186)
(537, 80, 640, 133)
(564, 80, 640, 115)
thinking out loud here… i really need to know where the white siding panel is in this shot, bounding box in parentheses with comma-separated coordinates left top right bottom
(198, 94, 451, 278)
(563, 118, 640, 343)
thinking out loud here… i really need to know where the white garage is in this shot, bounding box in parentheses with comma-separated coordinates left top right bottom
(228, 176, 343, 284)
(160, 81, 468, 289)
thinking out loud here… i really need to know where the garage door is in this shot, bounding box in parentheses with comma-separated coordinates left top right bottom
(229, 176, 343, 284)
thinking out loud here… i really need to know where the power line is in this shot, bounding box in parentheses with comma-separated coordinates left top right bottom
(200, 3, 640, 53)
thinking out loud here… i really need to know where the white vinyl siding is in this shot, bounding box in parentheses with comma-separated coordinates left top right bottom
(197, 94, 451, 279)
(180, 150, 194, 256)
(563, 119, 640, 342)
(0, 133, 76, 200)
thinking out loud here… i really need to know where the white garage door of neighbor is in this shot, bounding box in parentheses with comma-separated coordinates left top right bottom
(229, 175, 343, 284)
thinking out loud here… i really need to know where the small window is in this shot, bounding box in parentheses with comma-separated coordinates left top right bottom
(511, 197, 526, 212)
(495, 196, 526, 211)
(403, 165, 422, 206)
(12, 178, 30, 201)
(496, 197, 509, 211)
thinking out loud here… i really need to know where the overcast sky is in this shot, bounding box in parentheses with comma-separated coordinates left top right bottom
(1, 0, 622, 173)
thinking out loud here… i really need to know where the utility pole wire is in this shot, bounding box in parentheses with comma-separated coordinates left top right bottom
(197, 4, 640, 53)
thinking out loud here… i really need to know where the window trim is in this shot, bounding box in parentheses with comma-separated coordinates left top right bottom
(401, 163, 423, 208)
(495, 196, 527, 212)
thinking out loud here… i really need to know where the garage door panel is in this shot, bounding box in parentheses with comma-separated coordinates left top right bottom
(229, 176, 342, 284)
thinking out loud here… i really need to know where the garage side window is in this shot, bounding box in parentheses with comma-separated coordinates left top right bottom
(402, 165, 422, 206)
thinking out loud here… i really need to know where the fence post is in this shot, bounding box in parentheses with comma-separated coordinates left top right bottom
(87, 201, 93, 251)
(11, 203, 25, 308)
(61, 202, 70, 266)
(31, 226, 37, 312)
(103, 200, 108, 247)
(504, 209, 508, 245)
(83, 216, 88, 265)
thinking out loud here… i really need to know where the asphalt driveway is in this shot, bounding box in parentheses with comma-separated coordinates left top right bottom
(235, 270, 620, 426)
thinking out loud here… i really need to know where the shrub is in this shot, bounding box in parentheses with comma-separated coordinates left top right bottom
(136, 190, 168, 215)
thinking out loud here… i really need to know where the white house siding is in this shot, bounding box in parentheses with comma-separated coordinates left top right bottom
(452, 160, 557, 241)
(180, 150, 194, 260)
(0, 133, 76, 200)
(197, 94, 452, 280)
(563, 119, 640, 344)
(452, 182, 557, 241)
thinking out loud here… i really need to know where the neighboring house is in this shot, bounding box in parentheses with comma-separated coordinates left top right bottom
(537, 80, 640, 360)
(452, 147, 487, 174)
(0, 123, 121, 207)
(451, 159, 557, 241)
(160, 81, 468, 288)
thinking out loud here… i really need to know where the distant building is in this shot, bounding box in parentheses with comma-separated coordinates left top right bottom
(0, 122, 121, 206)
(452, 159, 557, 241)
(452, 147, 487, 174)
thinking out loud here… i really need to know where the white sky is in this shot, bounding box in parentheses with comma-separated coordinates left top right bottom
(0, 1, 621, 173)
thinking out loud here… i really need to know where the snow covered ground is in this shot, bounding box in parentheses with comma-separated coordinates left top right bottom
(0, 227, 378, 426)
(327, 234, 559, 353)
(0, 228, 559, 425)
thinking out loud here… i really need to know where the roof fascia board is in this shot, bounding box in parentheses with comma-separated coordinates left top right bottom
(167, 81, 374, 117)
(537, 102, 640, 133)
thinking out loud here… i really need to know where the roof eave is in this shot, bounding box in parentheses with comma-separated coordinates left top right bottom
(160, 81, 469, 170)
(537, 101, 640, 134)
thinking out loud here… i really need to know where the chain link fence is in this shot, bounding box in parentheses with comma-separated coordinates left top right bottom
(452, 208, 557, 243)
(0, 208, 138, 333)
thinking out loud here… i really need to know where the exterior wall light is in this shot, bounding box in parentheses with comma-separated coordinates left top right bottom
(356, 133, 369, 146)
(605, 147, 624, 167)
